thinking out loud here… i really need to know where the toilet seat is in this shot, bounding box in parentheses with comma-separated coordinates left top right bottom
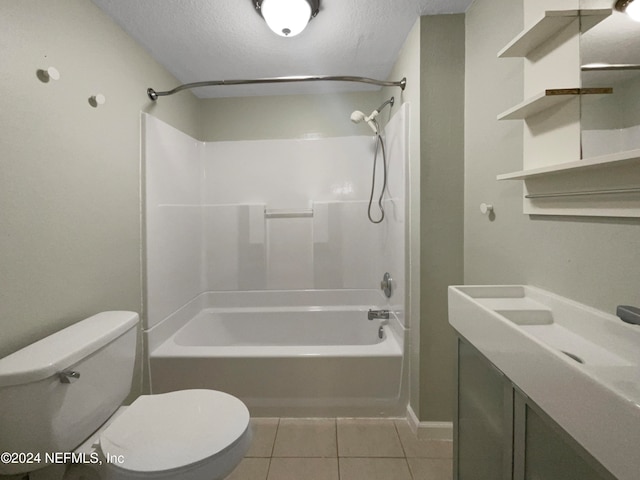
(99, 389, 250, 474)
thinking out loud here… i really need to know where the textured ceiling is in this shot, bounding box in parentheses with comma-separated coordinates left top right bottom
(91, 0, 473, 98)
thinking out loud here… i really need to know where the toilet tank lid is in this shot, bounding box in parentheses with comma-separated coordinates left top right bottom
(0, 311, 138, 388)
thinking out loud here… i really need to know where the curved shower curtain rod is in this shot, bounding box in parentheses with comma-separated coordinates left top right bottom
(146, 75, 407, 101)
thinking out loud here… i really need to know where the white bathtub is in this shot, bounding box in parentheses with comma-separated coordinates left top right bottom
(148, 290, 406, 417)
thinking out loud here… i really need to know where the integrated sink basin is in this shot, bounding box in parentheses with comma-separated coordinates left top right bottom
(494, 308, 632, 367)
(449, 285, 640, 480)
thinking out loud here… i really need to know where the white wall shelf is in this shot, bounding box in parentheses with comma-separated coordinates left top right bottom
(498, 8, 611, 58)
(497, 149, 640, 180)
(497, 88, 612, 121)
(495, 1, 637, 217)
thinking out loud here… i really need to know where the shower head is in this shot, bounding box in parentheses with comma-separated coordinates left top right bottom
(350, 110, 367, 124)
(350, 110, 378, 134)
(350, 96, 395, 135)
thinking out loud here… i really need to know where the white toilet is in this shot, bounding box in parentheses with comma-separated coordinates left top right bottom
(0, 311, 251, 480)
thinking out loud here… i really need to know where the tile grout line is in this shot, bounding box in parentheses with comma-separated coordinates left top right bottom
(408, 458, 416, 480)
(265, 418, 280, 480)
(265, 457, 272, 480)
(270, 418, 280, 457)
(259, 418, 442, 480)
(394, 419, 410, 458)
(394, 419, 415, 480)
(335, 418, 341, 480)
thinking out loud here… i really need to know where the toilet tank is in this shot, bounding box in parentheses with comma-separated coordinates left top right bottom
(0, 311, 138, 476)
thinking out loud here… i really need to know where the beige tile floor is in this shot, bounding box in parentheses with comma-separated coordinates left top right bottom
(225, 418, 453, 480)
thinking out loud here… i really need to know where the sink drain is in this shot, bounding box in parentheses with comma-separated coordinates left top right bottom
(561, 351, 584, 364)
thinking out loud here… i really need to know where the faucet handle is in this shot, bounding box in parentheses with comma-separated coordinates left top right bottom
(381, 272, 393, 298)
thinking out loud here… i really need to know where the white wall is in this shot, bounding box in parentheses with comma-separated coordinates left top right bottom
(0, 1, 201, 401)
(144, 108, 407, 329)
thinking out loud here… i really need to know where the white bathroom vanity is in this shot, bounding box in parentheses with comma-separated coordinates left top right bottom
(449, 285, 640, 480)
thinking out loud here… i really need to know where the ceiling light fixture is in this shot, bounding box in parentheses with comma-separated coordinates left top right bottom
(255, 0, 320, 37)
(615, 0, 640, 21)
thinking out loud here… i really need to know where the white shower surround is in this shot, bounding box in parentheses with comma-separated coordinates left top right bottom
(143, 106, 408, 416)
(144, 109, 407, 330)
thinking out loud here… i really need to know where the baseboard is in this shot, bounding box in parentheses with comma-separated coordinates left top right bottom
(406, 404, 454, 441)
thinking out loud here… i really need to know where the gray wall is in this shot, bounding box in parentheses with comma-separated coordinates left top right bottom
(465, 0, 640, 314)
(199, 92, 384, 141)
(419, 14, 465, 422)
(0, 0, 201, 396)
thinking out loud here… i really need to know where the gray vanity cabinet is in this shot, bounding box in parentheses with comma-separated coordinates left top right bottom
(455, 337, 617, 480)
(455, 338, 513, 479)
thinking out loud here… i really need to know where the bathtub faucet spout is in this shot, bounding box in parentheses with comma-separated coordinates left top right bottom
(368, 309, 390, 321)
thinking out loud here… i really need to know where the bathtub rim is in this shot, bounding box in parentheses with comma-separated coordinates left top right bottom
(152, 311, 403, 358)
(151, 309, 404, 359)
(145, 289, 402, 353)
(146, 289, 408, 418)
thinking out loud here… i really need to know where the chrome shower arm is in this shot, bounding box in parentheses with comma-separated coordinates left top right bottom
(375, 97, 395, 114)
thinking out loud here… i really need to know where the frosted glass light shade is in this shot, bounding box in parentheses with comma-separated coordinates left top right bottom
(627, 0, 640, 21)
(261, 0, 312, 37)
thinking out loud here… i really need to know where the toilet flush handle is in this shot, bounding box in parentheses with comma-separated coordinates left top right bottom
(59, 370, 81, 384)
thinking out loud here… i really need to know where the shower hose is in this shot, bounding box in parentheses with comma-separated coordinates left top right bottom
(368, 123, 388, 224)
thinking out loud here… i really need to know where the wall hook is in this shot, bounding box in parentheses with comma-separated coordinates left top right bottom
(89, 94, 106, 108)
(37, 67, 60, 83)
(480, 203, 494, 215)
